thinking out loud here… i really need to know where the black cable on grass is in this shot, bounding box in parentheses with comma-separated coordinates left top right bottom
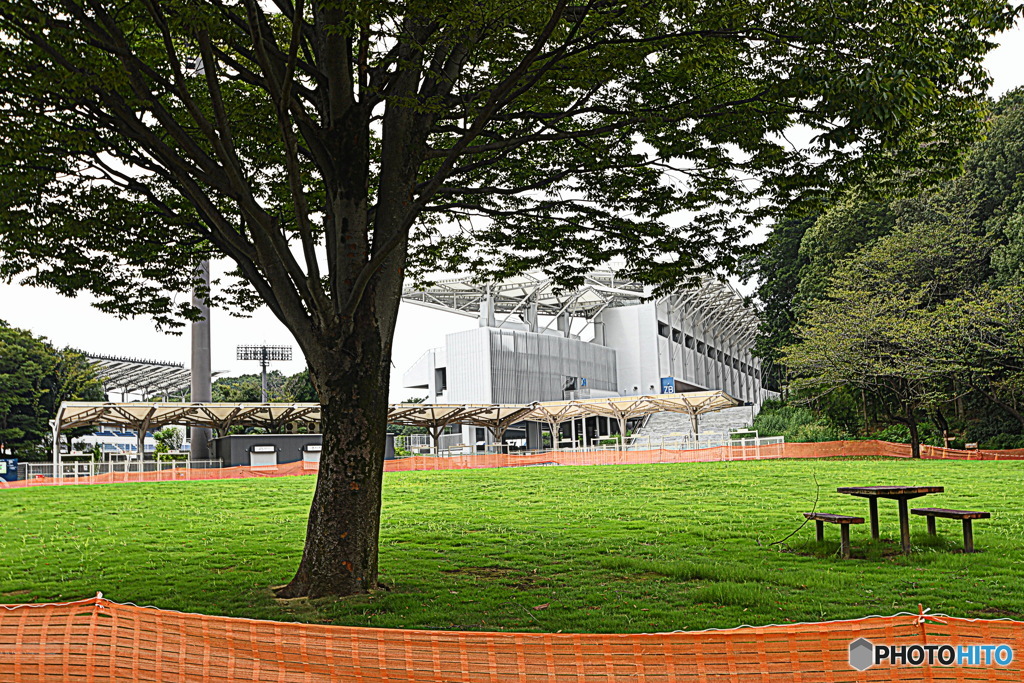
(770, 472, 821, 546)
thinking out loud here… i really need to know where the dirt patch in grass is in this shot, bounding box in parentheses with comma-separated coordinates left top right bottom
(441, 566, 517, 579)
(974, 606, 1024, 618)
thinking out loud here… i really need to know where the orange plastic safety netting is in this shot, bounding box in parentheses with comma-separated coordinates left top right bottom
(4, 441, 1023, 490)
(1, 596, 1022, 681)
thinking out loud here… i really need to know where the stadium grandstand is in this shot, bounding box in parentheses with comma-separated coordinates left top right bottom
(86, 353, 193, 401)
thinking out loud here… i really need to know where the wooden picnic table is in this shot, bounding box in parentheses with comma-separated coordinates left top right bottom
(836, 486, 944, 554)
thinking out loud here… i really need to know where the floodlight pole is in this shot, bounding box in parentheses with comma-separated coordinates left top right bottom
(190, 260, 212, 461)
(260, 345, 269, 403)
(236, 344, 292, 403)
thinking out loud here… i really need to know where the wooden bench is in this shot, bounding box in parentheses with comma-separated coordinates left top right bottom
(804, 513, 864, 559)
(912, 508, 991, 553)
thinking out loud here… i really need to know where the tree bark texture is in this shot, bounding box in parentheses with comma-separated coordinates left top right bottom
(277, 317, 392, 598)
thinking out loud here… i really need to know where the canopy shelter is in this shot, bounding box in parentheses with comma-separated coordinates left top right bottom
(387, 403, 539, 450)
(530, 391, 741, 448)
(52, 391, 741, 469)
(54, 402, 324, 463)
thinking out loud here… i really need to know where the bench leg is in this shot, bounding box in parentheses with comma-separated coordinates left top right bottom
(815, 520, 824, 543)
(926, 516, 936, 536)
(962, 519, 974, 553)
(898, 498, 911, 554)
(868, 498, 879, 539)
(840, 525, 851, 559)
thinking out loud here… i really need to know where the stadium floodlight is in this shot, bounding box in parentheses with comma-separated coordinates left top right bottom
(236, 344, 293, 402)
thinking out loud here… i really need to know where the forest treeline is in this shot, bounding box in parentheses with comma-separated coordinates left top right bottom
(750, 89, 1024, 456)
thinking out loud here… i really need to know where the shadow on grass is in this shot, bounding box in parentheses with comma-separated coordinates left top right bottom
(787, 533, 966, 561)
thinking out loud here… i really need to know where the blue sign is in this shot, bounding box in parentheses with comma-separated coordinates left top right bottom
(580, 377, 587, 387)
(660, 377, 675, 394)
(0, 458, 17, 482)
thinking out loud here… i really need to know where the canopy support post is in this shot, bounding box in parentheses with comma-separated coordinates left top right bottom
(52, 419, 62, 480)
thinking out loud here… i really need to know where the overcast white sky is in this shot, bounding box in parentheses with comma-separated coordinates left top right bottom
(2, 23, 1023, 401)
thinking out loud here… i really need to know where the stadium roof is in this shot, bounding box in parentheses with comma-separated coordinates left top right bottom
(402, 267, 758, 343)
(86, 354, 193, 398)
(54, 391, 741, 442)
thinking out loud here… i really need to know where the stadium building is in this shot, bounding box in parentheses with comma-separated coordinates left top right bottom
(402, 268, 765, 448)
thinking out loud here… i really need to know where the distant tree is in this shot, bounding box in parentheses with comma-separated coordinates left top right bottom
(794, 194, 897, 308)
(154, 426, 186, 460)
(0, 323, 103, 459)
(746, 210, 815, 389)
(50, 348, 106, 449)
(0, 321, 54, 458)
(213, 371, 287, 402)
(936, 284, 1024, 430)
(0, 0, 1016, 597)
(281, 369, 318, 403)
(785, 220, 991, 457)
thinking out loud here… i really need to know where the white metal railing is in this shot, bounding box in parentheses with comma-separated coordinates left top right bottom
(394, 433, 465, 455)
(5, 437, 791, 488)
(16, 458, 226, 483)
(387, 434, 785, 459)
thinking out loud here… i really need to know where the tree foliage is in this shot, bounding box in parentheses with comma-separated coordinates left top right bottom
(0, 322, 104, 459)
(756, 87, 1024, 447)
(784, 218, 1023, 456)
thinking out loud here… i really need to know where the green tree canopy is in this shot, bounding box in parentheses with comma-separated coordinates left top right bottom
(0, 322, 104, 460)
(784, 219, 1002, 457)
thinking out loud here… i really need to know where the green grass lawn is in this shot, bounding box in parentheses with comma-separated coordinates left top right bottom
(2, 458, 1023, 633)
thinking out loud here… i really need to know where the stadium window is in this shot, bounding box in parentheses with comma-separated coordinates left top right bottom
(707, 345, 716, 359)
(657, 321, 670, 337)
(685, 335, 694, 349)
(435, 367, 447, 394)
(733, 358, 739, 370)
(717, 350, 723, 362)
(672, 328, 682, 344)
(724, 354, 732, 366)
(755, 368, 761, 380)
(697, 340, 705, 353)
(740, 362, 748, 374)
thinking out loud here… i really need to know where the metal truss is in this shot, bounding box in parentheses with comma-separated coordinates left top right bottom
(403, 269, 758, 342)
(87, 354, 193, 399)
(402, 268, 648, 321)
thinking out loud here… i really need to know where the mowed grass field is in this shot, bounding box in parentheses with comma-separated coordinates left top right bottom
(2, 458, 1023, 633)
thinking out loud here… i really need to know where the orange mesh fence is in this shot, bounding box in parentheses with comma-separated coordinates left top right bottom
(1, 596, 1022, 681)
(5, 441, 1024, 491)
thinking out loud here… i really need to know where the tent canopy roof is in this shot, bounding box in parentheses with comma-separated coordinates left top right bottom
(54, 391, 741, 435)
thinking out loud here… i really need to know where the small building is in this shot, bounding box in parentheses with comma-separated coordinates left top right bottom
(211, 433, 395, 467)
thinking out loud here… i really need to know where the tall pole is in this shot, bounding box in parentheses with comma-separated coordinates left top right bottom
(191, 260, 212, 461)
(261, 346, 269, 402)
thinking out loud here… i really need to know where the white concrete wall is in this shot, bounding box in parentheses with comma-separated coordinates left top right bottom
(600, 303, 660, 395)
(445, 328, 493, 404)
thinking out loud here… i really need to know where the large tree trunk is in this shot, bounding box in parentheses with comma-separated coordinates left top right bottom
(276, 320, 392, 598)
